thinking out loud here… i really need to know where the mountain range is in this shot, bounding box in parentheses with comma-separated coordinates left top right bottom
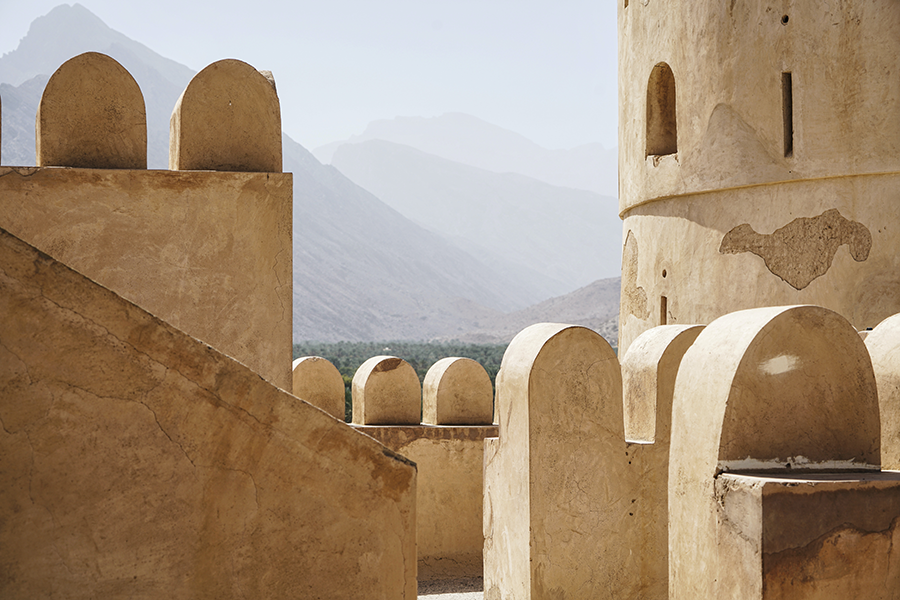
(314, 112, 619, 197)
(0, 3, 621, 344)
(329, 139, 621, 298)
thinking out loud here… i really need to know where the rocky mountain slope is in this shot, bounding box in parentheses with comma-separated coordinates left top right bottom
(331, 139, 622, 298)
(443, 277, 620, 345)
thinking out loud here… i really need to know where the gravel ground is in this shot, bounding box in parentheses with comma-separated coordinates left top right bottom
(418, 577, 484, 599)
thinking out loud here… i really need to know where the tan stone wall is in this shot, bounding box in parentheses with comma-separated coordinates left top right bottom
(423, 357, 493, 425)
(668, 305, 882, 599)
(717, 473, 900, 600)
(0, 166, 292, 390)
(355, 425, 497, 581)
(866, 313, 900, 471)
(351, 355, 495, 580)
(619, 2, 900, 209)
(483, 323, 638, 599)
(618, 2, 900, 353)
(618, 177, 900, 352)
(36, 52, 146, 169)
(292, 356, 345, 420)
(621, 324, 703, 600)
(0, 227, 416, 599)
(170, 59, 282, 173)
(352, 355, 422, 425)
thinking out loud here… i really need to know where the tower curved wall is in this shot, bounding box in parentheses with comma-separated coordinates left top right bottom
(618, 1, 900, 352)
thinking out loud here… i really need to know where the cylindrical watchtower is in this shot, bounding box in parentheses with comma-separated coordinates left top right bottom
(618, 1, 900, 352)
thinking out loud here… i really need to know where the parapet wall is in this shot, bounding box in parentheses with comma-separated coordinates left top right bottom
(0, 52, 291, 388)
(484, 310, 900, 599)
(294, 354, 497, 581)
(0, 166, 292, 389)
(0, 227, 416, 598)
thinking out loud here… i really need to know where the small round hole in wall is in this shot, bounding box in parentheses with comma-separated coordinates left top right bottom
(781, 15, 789, 25)
(662, 269, 667, 278)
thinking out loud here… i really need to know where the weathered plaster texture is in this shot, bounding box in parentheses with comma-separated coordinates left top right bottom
(621, 229, 649, 323)
(866, 313, 900, 471)
(423, 357, 493, 425)
(621, 324, 703, 600)
(292, 356, 345, 420)
(483, 324, 638, 600)
(352, 355, 421, 425)
(0, 166, 292, 390)
(718, 473, 900, 599)
(170, 59, 282, 172)
(669, 305, 881, 599)
(37, 52, 146, 169)
(0, 227, 416, 599)
(617, 2, 900, 352)
(358, 425, 497, 581)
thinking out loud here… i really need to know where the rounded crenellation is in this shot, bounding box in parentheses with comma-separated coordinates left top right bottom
(351, 356, 421, 425)
(292, 356, 345, 420)
(169, 59, 282, 172)
(36, 52, 147, 169)
(864, 313, 900, 471)
(422, 357, 493, 425)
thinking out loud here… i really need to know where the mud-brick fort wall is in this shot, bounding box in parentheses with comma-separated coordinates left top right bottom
(618, 1, 900, 353)
(0, 54, 292, 388)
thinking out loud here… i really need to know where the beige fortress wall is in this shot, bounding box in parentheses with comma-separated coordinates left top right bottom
(617, 1, 900, 352)
(483, 324, 638, 599)
(356, 425, 496, 581)
(668, 305, 899, 598)
(0, 53, 292, 388)
(0, 226, 416, 598)
(351, 355, 496, 581)
(621, 324, 703, 600)
(0, 166, 292, 389)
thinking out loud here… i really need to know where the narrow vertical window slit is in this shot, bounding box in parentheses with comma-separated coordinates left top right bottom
(782, 72, 793, 158)
(660, 296, 668, 325)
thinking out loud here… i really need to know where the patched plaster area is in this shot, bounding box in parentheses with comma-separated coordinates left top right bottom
(622, 230, 649, 318)
(719, 209, 872, 290)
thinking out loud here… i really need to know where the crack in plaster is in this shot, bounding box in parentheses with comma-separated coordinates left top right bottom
(0, 167, 40, 179)
(28, 277, 274, 438)
(271, 247, 286, 327)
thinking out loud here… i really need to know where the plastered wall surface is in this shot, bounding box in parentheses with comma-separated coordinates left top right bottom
(0, 166, 292, 389)
(621, 324, 703, 600)
(866, 313, 900, 471)
(617, 1, 900, 352)
(170, 59, 282, 173)
(618, 177, 900, 352)
(668, 305, 883, 599)
(483, 324, 638, 600)
(0, 227, 416, 599)
(292, 356, 345, 420)
(718, 473, 900, 600)
(355, 425, 497, 581)
(36, 52, 146, 169)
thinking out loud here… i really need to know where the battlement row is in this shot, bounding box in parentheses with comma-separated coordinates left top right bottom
(292, 306, 900, 595)
(1, 52, 282, 172)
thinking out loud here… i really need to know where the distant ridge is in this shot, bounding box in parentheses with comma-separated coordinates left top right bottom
(331, 139, 622, 297)
(0, 4, 193, 88)
(442, 277, 621, 346)
(315, 112, 618, 196)
(0, 3, 191, 168)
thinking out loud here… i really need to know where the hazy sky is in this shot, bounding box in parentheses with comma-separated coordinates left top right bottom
(0, 1, 617, 152)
